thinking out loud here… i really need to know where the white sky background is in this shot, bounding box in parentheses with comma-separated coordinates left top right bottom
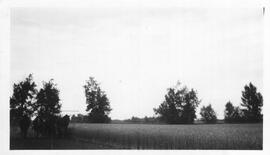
(10, 7, 263, 120)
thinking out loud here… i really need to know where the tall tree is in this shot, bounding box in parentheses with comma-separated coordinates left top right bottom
(224, 101, 235, 123)
(241, 82, 263, 122)
(154, 82, 200, 124)
(35, 79, 61, 136)
(83, 77, 112, 123)
(10, 74, 37, 138)
(200, 104, 217, 123)
(181, 89, 200, 124)
(36, 79, 61, 118)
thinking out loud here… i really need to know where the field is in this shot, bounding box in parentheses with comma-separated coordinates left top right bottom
(10, 123, 262, 149)
(69, 123, 262, 149)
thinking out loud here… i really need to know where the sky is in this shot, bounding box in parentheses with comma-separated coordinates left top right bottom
(10, 7, 263, 120)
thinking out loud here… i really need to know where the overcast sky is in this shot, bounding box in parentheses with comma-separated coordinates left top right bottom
(10, 7, 263, 119)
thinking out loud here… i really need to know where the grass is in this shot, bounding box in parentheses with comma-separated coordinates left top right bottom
(69, 123, 262, 149)
(10, 123, 262, 149)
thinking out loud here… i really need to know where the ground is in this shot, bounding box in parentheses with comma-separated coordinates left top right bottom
(10, 126, 120, 149)
(10, 137, 119, 149)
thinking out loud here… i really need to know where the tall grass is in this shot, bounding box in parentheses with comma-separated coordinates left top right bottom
(69, 123, 262, 149)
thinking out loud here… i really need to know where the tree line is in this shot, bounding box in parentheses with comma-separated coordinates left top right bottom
(10, 75, 112, 138)
(224, 83, 263, 123)
(154, 82, 263, 124)
(71, 76, 263, 124)
(10, 74, 70, 138)
(10, 74, 263, 137)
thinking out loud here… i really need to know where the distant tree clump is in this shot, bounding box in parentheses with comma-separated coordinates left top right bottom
(83, 77, 112, 123)
(224, 101, 243, 123)
(122, 116, 160, 124)
(70, 114, 89, 123)
(241, 82, 263, 123)
(10, 74, 37, 138)
(224, 82, 263, 123)
(154, 82, 200, 124)
(200, 104, 217, 123)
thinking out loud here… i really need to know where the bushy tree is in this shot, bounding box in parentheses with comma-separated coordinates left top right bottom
(35, 79, 61, 136)
(154, 88, 183, 124)
(224, 101, 234, 122)
(200, 104, 217, 123)
(241, 82, 263, 123)
(154, 82, 200, 124)
(83, 77, 112, 123)
(181, 89, 200, 123)
(231, 106, 244, 123)
(224, 101, 243, 123)
(10, 74, 37, 138)
(36, 79, 61, 117)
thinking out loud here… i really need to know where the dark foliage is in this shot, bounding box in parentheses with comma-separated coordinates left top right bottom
(224, 101, 235, 123)
(181, 89, 200, 124)
(36, 80, 61, 117)
(154, 82, 200, 124)
(224, 83, 263, 123)
(34, 79, 62, 137)
(19, 115, 31, 138)
(10, 74, 37, 138)
(123, 116, 160, 124)
(70, 114, 89, 123)
(32, 115, 45, 137)
(32, 115, 70, 138)
(200, 104, 217, 123)
(241, 82, 263, 123)
(71, 115, 160, 124)
(56, 115, 70, 137)
(83, 77, 112, 123)
(224, 101, 244, 123)
(10, 74, 71, 138)
(231, 107, 244, 123)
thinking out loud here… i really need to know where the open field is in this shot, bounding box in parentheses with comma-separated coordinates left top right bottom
(10, 123, 262, 149)
(69, 123, 262, 149)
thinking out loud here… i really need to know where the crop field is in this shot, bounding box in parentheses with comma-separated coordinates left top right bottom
(69, 123, 262, 149)
(10, 123, 262, 149)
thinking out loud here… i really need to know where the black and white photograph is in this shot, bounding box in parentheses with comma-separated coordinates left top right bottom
(0, 0, 269, 152)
